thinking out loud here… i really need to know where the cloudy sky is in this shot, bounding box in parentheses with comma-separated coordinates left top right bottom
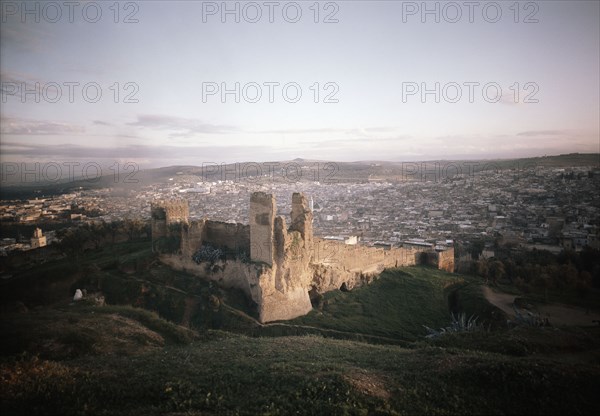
(1, 0, 599, 168)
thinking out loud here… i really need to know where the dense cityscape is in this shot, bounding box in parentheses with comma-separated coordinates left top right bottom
(1, 161, 598, 259)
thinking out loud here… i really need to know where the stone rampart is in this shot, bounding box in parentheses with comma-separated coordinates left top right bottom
(151, 193, 455, 323)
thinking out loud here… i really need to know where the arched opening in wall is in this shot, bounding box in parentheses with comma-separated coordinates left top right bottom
(340, 282, 349, 292)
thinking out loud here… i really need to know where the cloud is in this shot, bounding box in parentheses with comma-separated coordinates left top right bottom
(93, 120, 112, 126)
(0, 141, 274, 162)
(517, 130, 566, 137)
(300, 135, 412, 148)
(0, 116, 85, 135)
(0, 70, 48, 101)
(127, 114, 239, 138)
(256, 127, 398, 136)
(0, 21, 55, 53)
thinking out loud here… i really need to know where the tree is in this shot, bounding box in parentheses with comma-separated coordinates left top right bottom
(85, 222, 108, 249)
(470, 240, 485, 260)
(534, 272, 552, 302)
(107, 220, 123, 244)
(57, 227, 91, 258)
(477, 259, 489, 282)
(488, 260, 506, 285)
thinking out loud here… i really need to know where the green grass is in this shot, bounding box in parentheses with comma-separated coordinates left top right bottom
(0, 241, 153, 307)
(0, 304, 196, 361)
(2, 328, 599, 415)
(2, 247, 600, 414)
(289, 267, 473, 341)
(447, 281, 508, 329)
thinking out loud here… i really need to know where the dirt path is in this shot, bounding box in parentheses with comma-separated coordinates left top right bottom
(537, 304, 600, 327)
(482, 286, 600, 327)
(481, 286, 517, 317)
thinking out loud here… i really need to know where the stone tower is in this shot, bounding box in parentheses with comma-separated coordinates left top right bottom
(30, 227, 46, 249)
(290, 192, 313, 250)
(151, 200, 189, 251)
(249, 192, 276, 265)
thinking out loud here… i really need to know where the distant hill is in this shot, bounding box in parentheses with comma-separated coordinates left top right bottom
(1, 153, 598, 200)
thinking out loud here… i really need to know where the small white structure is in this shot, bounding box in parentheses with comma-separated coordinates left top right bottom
(344, 236, 358, 245)
(73, 289, 83, 301)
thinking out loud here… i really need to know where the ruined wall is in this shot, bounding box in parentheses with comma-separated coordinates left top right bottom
(180, 220, 250, 258)
(289, 193, 313, 248)
(259, 212, 314, 322)
(436, 248, 455, 273)
(312, 239, 421, 270)
(420, 248, 455, 273)
(181, 221, 204, 258)
(203, 220, 250, 254)
(152, 192, 455, 324)
(151, 200, 189, 232)
(150, 205, 167, 240)
(151, 200, 189, 253)
(310, 238, 422, 292)
(249, 192, 275, 265)
(158, 254, 267, 307)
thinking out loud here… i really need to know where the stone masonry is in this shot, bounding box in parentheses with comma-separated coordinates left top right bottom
(152, 192, 455, 323)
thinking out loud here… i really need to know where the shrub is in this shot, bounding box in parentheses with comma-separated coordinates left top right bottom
(192, 245, 224, 264)
(424, 312, 483, 338)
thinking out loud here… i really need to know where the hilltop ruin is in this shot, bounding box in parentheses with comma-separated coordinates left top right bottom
(151, 192, 454, 323)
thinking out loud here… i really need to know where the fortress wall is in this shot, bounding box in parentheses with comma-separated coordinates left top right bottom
(258, 286, 313, 323)
(257, 215, 314, 322)
(202, 220, 250, 254)
(424, 251, 440, 268)
(437, 248, 455, 273)
(181, 221, 204, 258)
(249, 192, 275, 265)
(163, 201, 189, 223)
(153, 192, 455, 323)
(151, 201, 190, 252)
(289, 193, 313, 248)
(151, 219, 167, 240)
(312, 239, 421, 271)
(158, 254, 267, 305)
(310, 240, 422, 292)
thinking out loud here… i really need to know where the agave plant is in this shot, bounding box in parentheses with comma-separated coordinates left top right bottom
(509, 304, 547, 327)
(424, 312, 481, 338)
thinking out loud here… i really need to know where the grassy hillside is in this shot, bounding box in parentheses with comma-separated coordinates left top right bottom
(1, 312, 599, 415)
(289, 267, 505, 341)
(1, 244, 599, 415)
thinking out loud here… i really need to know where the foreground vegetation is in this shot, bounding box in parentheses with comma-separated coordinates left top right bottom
(1, 304, 599, 415)
(290, 267, 508, 341)
(1, 241, 599, 415)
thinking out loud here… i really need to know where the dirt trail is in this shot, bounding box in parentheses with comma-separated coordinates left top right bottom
(482, 286, 517, 317)
(482, 286, 600, 327)
(537, 304, 600, 327)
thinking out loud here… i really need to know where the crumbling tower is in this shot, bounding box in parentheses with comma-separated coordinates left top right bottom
(249, 192, 276, 265)
(290, 192, 313, 250)
(151, 200, 189, 251)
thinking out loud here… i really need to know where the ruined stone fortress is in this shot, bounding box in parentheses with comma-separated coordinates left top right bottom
(151, 193, 454, 323)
